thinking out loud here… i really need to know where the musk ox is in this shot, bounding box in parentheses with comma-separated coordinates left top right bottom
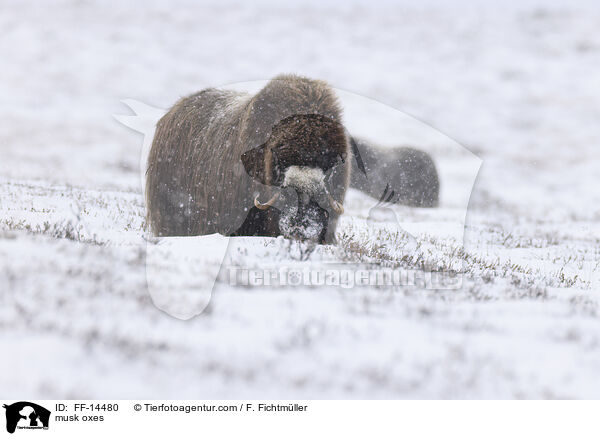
(145, 74, 440, 244)
(146, 74, 351, 244)
(350, 137, 439, 207)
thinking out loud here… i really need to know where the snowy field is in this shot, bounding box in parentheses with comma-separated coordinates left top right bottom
(1, 0, 600, 399)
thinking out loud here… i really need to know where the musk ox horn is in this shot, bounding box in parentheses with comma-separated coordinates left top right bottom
(328, 194, 344, 215)
(253, 193, 279, 210)
(322, 183, 344, 214)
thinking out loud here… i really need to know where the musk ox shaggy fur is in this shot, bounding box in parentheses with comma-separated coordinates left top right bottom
(146, 74, 351, 244)
(350, 137, 440, 208)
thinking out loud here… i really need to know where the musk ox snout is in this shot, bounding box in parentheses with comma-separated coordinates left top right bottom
(275, 165, 337, 242)
(279, 199, 329, 242)
(281, 166, 343, 213)
(250, 165, 344, 243)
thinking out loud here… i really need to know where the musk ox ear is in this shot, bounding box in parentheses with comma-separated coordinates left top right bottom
(240, 144, 268, 185)
(350, 136, 367, 177)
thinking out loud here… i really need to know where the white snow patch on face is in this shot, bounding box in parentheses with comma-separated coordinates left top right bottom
(278, 204, 325, 242)
(282, 166, 325, 195)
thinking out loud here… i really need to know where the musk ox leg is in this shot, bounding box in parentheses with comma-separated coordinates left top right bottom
(350, 137, 440, 207)
(231, 206, 281, 237)
(322, 215, 339, 245)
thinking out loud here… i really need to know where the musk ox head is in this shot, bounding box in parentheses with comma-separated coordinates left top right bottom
(241, 113, 348, 243)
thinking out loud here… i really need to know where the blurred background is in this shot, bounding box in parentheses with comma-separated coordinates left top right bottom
(2, 0, 599, 218)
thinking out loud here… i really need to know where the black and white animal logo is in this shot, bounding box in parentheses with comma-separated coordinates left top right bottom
(3, 402, 50, 434)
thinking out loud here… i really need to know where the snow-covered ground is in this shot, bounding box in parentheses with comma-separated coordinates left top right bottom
(1, 0, 600, 399)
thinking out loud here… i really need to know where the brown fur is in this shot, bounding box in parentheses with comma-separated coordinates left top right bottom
(145, 74, 351, 241)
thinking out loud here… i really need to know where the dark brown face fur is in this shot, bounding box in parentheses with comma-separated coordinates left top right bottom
(240, 113, 349, 243)
(241, 114, 347, 186)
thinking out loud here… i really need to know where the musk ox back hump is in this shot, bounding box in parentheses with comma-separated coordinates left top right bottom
(145, 89, 252, 236)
